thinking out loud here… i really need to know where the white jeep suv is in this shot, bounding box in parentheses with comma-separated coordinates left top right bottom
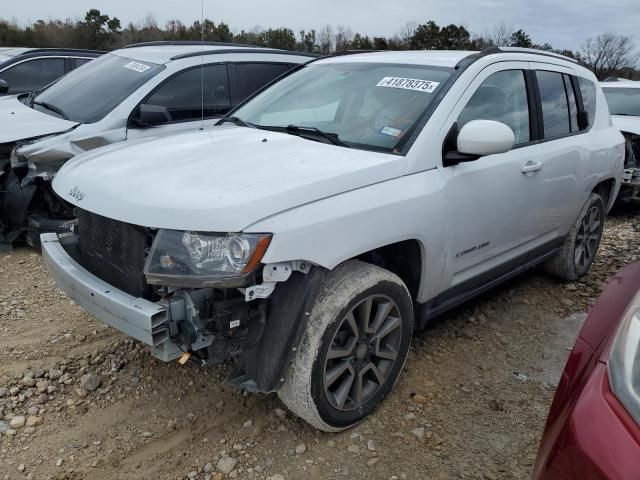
(43, 47, 624, 431)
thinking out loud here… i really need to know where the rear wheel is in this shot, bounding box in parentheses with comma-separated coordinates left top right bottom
(544, 192, 605, 280)
(278, 260, 413, 431)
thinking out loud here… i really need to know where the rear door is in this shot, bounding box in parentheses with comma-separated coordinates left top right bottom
(227, 62, 294, 105)
(525, 65, 586, 238)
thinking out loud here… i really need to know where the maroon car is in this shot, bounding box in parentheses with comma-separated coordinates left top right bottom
(533, 262, 640, 479)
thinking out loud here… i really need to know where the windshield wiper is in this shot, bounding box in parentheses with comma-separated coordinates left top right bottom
(216, 116, 255, 128)
(33, 101, 68, 120)
(283, 125, 350, 148)
(26, 91, 37, 107)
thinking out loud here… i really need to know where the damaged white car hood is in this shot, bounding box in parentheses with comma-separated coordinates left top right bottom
(53, 127, 407, 232)
(612, 115, 640, 136)
(0, 95, 78, 143)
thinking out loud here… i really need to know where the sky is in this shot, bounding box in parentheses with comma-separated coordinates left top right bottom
(2, 0, 639, 51)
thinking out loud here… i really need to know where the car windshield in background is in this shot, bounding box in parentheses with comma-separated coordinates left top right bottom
(603, 88, 640, 117)
(233, 62, 453, 152)
(33, 53, 164, 123)
(0, 54, 12, 66)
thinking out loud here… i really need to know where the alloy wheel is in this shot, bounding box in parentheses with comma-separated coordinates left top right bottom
(574, 205, 601, 270)
(323, 295, 403, 411)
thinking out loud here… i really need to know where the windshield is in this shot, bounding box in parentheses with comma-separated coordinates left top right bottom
(0, 54, 11, 66)
(603, 87, 640, 117)
(233, 62, 453, 152)
(33, 53, 164, 123)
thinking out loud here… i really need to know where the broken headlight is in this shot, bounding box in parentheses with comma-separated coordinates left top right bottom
(608, 290, 640, 425)
(144, 229, 271, 288)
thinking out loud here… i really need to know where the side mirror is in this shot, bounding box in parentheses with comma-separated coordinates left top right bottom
(457, 120, 515, 157)
(0, 79, 9, 94)
(131, 104, 171, 127)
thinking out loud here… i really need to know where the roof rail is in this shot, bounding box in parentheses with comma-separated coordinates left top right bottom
(123, 40, 258, 49)
(490, 46, 579, 63)
(18, 48, 106, 55)
(170, 48, 318, 61)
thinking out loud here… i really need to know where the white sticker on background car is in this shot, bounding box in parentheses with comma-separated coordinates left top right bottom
(380, 126, 403, 138)
(376, 77, 440, 93)
(123, 61, 151, 73)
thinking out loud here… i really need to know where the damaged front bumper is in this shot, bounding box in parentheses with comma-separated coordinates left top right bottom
(41, 232, 183, 361)
(622, 167, 640, 186)
(42, 231, 326, 393)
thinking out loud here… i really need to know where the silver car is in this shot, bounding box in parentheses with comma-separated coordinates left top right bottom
(0, 41, 314, 248)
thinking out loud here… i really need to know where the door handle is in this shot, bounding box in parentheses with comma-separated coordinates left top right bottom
(521, 161, 544, 174)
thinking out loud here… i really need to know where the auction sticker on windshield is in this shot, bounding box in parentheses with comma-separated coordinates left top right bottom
(123, 61, 151, 73)
(376, 77, 440, 93)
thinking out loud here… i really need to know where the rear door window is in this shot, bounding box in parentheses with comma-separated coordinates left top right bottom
(228, 63, 294, 106)
(144, 64, 231, 123)
(1, 58, 65, 94)
(536, 71, 571, 138)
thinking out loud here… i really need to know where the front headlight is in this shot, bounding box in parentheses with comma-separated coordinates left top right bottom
(144, 229, 271, 288)
(608, 291, 640, 424)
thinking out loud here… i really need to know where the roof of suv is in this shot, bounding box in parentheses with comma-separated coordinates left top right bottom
(601, 80, 640, 89)
(0, 47, 104, 58)
(114, 42, 316, 65)
(315, 46, 580, 69)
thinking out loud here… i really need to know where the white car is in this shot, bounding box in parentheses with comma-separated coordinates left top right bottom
(43, 47, 624, 431)
(601, 80, 640, 201)
(0, 41, 313, 247)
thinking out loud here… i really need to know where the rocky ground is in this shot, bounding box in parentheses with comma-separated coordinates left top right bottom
(0, 205, 639, 480)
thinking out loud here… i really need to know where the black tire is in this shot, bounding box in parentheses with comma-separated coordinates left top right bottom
(278, 260, 413, 431)
(544, 192, 605, 281)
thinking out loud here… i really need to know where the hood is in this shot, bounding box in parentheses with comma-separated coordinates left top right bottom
(612, 115, 640, 136)
(53, 127, 407, 232)
(0, 95, 78, 144)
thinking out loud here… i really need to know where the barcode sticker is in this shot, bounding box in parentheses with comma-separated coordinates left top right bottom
(376, 77, 440, 93)
(124, 61, 151, 73)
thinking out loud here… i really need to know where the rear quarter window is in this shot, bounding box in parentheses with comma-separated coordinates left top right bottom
(578, 77, 597, 129)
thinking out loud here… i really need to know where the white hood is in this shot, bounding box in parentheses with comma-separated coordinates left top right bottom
(612, 115, 640, 136)
(0, 95, 78, 143)
(53, 127, 407, 232)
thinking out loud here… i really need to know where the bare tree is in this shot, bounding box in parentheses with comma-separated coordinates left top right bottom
(581, 33, 638, 79)
(317, 25, 334, 54)
(334, 25, 353, 52)
(488, 21, 512, 47)
(399, 21, 418, 46)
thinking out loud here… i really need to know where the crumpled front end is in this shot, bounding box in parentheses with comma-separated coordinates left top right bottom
(622, 132, 640, 189)
(41, 208, 325, 394)
(0, 127, 123, 249)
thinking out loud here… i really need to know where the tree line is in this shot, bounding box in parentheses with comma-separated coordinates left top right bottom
(1, 9, 638, 80)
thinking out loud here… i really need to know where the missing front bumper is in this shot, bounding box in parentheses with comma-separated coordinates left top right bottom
(40, 232, 183, 361)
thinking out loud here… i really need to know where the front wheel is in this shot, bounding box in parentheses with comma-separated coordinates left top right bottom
(544, 192, 605, 281)
(278, 260, 413, 431)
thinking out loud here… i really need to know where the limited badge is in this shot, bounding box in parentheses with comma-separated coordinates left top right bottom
(376, 77, 440, 93)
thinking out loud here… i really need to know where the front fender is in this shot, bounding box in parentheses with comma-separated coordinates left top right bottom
(246, 170, 446, 303)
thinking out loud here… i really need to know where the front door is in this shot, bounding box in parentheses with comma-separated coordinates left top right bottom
(440, 64, 545, 291)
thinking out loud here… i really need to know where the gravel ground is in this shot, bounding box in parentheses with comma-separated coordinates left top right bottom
(0, 205, 639, 480)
